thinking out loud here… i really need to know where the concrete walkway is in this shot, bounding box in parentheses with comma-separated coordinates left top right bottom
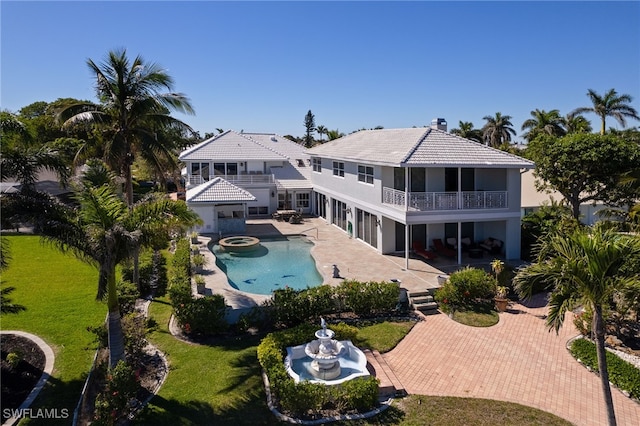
(196, 217, 640, 425)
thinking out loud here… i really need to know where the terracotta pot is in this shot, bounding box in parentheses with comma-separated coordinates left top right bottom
(494, 297, 509, 312)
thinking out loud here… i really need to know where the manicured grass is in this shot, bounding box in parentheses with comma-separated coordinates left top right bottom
(390, 395, 572, 426)
(353, 321, 416, 353)
(452, 303, 500, 327)
(135, 297, 273, 425)
(0, 235, 106, 425)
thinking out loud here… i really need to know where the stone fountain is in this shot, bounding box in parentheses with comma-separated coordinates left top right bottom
(285, 318, 369, 385)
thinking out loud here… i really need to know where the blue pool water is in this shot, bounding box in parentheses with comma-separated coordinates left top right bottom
(211, 236, 323, 295)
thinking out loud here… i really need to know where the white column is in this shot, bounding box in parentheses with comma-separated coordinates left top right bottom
(405, 167, 410, 269)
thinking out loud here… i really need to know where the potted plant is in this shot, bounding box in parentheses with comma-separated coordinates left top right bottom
(194, 275, 206, 294)
(494, 285, 509, 312)
(191, 253, 207, 273)
(190, 231, 199, 245)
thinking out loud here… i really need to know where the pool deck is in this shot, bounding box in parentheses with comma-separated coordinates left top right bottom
(193, 216, 510, 310)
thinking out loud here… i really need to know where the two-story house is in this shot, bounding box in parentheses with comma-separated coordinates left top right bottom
(179, 130, 312, 233)
(306, 121, 535, 265)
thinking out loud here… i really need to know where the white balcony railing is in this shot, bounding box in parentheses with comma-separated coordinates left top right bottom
(382, 187, 508, 211)
(188, 174, 275, 187)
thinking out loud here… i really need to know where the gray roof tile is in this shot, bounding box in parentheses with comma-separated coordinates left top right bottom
(179, 130, 288, 162)
(186, 177, 256, 203)
(308, 128, 534, 168)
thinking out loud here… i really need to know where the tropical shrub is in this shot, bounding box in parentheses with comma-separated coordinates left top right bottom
(435, 267, 497, 313)
(570, 337, 640, 399)
(93, 360, 140, 425)
(335, 280, 400, 317)
(265, 281, 402, 328)
(173, 294, 227, 335)
(168, 238, 228, 335)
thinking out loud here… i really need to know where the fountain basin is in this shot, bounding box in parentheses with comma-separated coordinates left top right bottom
(285, 340, 370, 385)
(219, 236, 260, 253)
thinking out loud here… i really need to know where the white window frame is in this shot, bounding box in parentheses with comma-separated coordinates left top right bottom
(312, 157, 322, 173)
(296, 193, 310, 208)
(333, 161, 345, 177)
(358, 165, 374, 184)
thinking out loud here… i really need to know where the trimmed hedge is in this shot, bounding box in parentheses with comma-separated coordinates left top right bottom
(257, 323, 379, 417)
(570, 338, 640, 399)
(168, 238, 228, 335)
(265, 280, 402, 328)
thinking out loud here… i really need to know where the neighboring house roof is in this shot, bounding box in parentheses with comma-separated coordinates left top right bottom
(521, 169, 561, 208)
(179, 130, 288, 162)
(186, 177, 256, 203)
(307, 128, 535, 169)
(0, 182, 21, 194)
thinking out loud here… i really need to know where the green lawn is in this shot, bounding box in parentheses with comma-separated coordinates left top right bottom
(136, 298, 273, 425)
(1, 235, 106, 425)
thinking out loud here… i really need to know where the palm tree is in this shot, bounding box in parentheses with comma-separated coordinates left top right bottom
(572, 88, 640, 135)
(126, 192, 201, 291)
(4, 185, 199, 366)
(521, 109, 566, 142)
(0, 146, 70, 192)
(450, 121, 483, 142)
(58, 49, 195, 206)
(563, 111, 593, 134)
(327, 129, 345, 141)
(316, 125, 327, 143)
(514, 224, 640, 426)
(481, 112, 516, 147)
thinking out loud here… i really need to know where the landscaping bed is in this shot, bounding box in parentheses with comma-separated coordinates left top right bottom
(1, 333, 46, 422)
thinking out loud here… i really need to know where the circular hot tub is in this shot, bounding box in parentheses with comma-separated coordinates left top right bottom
(219, 236, 261, 253)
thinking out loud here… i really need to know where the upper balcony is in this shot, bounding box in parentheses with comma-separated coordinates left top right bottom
(382, 187, 508, 211)
(188, 174, 275, 187)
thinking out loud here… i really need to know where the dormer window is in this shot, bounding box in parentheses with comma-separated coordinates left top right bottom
(296, 159, 305, 167)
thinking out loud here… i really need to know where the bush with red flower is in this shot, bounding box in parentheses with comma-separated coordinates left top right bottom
(434, 267, 497, 313)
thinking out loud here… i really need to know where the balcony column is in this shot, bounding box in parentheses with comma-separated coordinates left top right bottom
(457, 221, 462, 264)
(458, 167, 462, 209)
(405, 167, 410, 269)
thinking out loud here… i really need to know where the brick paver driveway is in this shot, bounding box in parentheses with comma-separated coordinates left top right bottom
(383, 294, 640, 426)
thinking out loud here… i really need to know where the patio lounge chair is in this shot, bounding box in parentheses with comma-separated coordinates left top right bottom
(433, 239, 456, 258)
(412, 241, 437, 261)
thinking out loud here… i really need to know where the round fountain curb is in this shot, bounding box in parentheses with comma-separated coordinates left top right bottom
(262, 371, 393, 425)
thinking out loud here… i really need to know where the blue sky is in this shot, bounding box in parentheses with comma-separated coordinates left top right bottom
(2, 1, 639, 140)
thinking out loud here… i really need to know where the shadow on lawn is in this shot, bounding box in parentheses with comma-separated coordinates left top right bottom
(135, 391, 275, 425)
(15, 375, 85, 426)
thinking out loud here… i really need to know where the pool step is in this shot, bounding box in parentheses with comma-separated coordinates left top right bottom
(364, 349, 406, 398)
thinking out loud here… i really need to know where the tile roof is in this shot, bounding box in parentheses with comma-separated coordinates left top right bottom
(179, 130, 288, 162)
(240, 133, 309, 160)
(307, 128, 534, 168)
(271, 163, 313, 190)
(186, 177, 256, 203)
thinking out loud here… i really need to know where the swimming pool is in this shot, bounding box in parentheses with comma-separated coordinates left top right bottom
(211, 235, 323, 295)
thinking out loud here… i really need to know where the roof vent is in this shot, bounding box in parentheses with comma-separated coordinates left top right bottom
(270, 136, 277, 142)
(430, 118, 447, 132)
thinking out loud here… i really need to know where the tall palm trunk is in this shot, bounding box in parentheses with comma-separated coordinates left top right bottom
(594, 304, 617, 426)
(106, 265, 125, 368)
(132, 245, 141, 293)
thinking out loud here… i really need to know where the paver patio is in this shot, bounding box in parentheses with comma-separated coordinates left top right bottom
(198, 217, 640, 425)
(384, 295, 640, 426)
